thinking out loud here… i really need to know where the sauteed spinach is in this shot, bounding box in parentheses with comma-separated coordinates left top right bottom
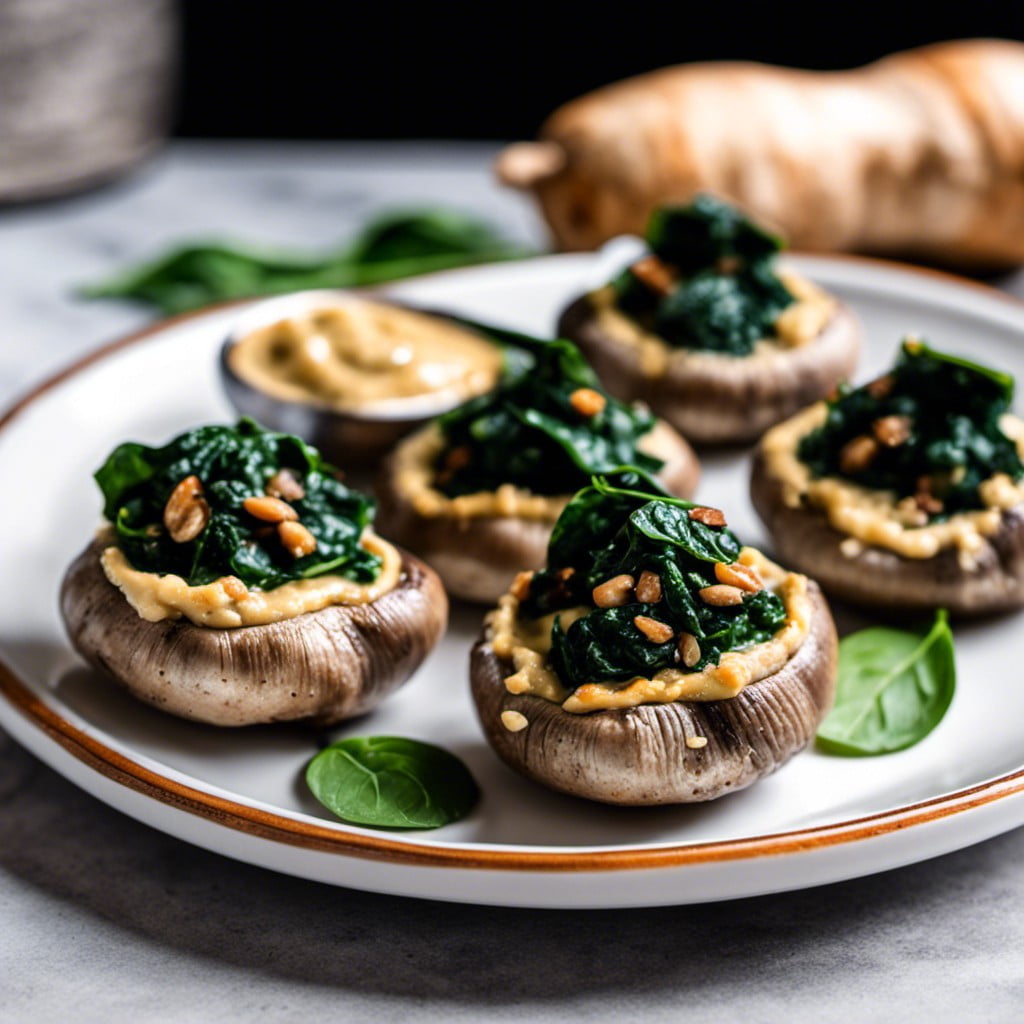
(96, 418, 380, 588)
(798, 340, 1024, 516)
(521, 471, 787, 690)
(613, 195, 794, 355)
(434, 326, 662, 497)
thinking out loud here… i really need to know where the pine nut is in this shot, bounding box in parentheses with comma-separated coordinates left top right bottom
(243, 495, 298, 523)
(679, 633, 701, 668)
(866, 374, 894, 399)
(873, 415, 912, 447)
(265, 469, 305, 501)
(219, 576, 248, 601)
(592, 574, 635, 608)
(163, 475, 210, 543)
(510, 570, 533, 601)
(698, 584, 745, 607)
(688, 506, 726, 527)
(839, 435, 879, 474)
(278, 520, 317, 558)
(714, 560, 763, 593)
(633, 615, 674, 644)
(569, 388, 607, 417)
(635, 570, 663, 604)
(630, 255, 676, 296)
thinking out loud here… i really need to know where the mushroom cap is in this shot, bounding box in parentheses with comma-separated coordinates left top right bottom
(750, 446, 1024, 616)
(60, 539, 448, 726)
(373, 418, 700, 604)
(469, 581, 837, 805)
(557, 296, 861, 445)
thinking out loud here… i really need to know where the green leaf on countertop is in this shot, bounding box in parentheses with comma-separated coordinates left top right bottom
(80, 209, 534, 315)
(817, 610, 956, 756)
(305, 736, 479, 830)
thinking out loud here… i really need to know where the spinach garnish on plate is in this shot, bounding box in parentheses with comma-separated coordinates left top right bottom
(306, 736, 479, 829)
(612, 194, 795, 355)
(433, 328, 662, 497)
(817, 610, 956, 756)
(798, 340, 1024, 517)
(96, 418, 380, 588)
(521, 471, 787, 690)
(81, 209, 532, 316)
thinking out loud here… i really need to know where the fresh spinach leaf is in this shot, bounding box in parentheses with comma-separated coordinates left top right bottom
(523, 473, 787, 689)
(798, 340, 1023, 517)
(81, 209, 532, 315)
(817, 610, 956, 756)
(95, 418, 379, 589)
(611, 195, 794, 356)
(305, 736, 479, 829)
(434, 334, 661, 498)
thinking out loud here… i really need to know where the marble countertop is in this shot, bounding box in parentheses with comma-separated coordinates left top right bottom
(2, 142, 1023, 1021)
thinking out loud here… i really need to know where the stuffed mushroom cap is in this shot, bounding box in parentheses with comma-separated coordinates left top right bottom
(61, 537, 447, 726)
(470, 578, 836, 806)
(558, 294, 860, 446)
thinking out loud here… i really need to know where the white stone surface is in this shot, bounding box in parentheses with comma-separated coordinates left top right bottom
(2, 141, 1024, 1021)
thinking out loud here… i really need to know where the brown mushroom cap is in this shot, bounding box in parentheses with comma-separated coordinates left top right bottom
(469, 581, 837, 805)
(374, 418, 700, 604)
(750, 446, 1024, 616)
(60, 539, 448, 726)
(557, 296, 860, 445)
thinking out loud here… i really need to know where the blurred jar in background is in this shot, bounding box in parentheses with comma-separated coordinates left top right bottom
(0, 0, 177, 202)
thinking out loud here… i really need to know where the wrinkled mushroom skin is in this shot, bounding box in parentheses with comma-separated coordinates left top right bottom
(60, 539, 447, 727)
(470, 583, 836, 805)
(557, 298, 860, 445)
(750, 448, 1024, 616)
(374, 419, 700, 604)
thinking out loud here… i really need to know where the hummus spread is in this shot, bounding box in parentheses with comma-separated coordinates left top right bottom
(487, 548, 811, 713)
(391, 419, 683, 523)
(761, 404, 1024, 566)
(228, 299, 502, 414)
(101, 530, 402, 628)
(590, 266, 835, 378)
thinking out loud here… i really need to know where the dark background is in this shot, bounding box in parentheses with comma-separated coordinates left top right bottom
(176, 1, 1024, 140)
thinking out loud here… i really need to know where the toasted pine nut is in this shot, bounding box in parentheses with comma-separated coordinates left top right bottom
(714, 560, 763, 593)
(635, 570, 663, 604)
(163, 475, 210, 543)
(243, 495, 298, 523)
(500, 710, 529, 733)
(510, 570, 533, 601)
(265, 469, 305, 501)
(698, 584, 745, 607)
(219, 576, 249, 601)
(688, 506, 726, 527)
(278, 520, 317, 558)
(873, 415, 912, 447)
(686, 736, 708, 749)
(569, 387, 607, 417)
(679, 633, 701, 668)
(866, 374, 894, 399)
(592, 574, 635, 608)
(630, 255, 676, 296)
(839, 435, 879, 475)
(633, 615, 674, 644)
(915, 491, 944, 516)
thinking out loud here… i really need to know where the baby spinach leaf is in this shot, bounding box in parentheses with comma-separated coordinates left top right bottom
(95, 418, 380, 589)
(798, 340, 1023, 517)
(81, 209, 532, 315)
(817, 610, 956, 756)
(305, 736, 479, 830)
(611, 195, 794, 356)
(435, 334, 661, 498)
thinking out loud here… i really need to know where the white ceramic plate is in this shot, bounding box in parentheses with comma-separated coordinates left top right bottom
(3, 253, 1024, 909)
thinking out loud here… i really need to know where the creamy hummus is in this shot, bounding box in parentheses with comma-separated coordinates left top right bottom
(228, 299, 502, 414)
(487, 548, 811, 713)
(590, 266, 835, 378)
(101, 530, 402, 628)
(391, 419, 683, 523)
(761, 404, 1024, 566)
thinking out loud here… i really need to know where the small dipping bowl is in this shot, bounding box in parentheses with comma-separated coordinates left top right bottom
(220, 290, 504, 471)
